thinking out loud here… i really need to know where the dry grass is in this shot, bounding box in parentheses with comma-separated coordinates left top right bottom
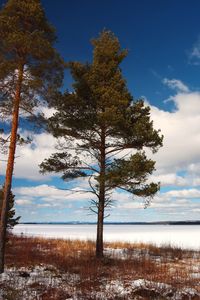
(2, 234, 200, 299)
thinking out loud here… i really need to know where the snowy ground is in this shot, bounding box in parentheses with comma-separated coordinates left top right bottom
(0, 262, 199, 299)
(13, 224, 200, 250)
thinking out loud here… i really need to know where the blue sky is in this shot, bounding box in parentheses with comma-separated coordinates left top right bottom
(1, 0, 200, 222)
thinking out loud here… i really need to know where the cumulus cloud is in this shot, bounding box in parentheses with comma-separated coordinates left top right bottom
(150, 173, 187, 187)
(13, 182, 200, 222)
(149, 90, 200, 176)
(165, 188, 200, 198)
(110, 188, 200, 221)
(0, 132, 57, 180)
(13, 184, 92, 204)
(163, 78, 189, 93)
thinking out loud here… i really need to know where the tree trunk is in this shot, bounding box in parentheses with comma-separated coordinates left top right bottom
(0, 64, 24, 273)
(96, 128, 106, 258)
(96, 194, 105, 258)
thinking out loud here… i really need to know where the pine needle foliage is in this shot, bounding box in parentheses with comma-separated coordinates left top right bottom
(0, 188, 20, 229)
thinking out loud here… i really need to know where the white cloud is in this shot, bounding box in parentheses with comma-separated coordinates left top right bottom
(13, 184, 94, 208)
(117, 202, 144, 209)
(33, 105, 57, 118)
(163, 78, 189, 93)
(165, 188, 200, 198)
(14, 183, 200, 222)
(37, 203, 58, 208)
(1, 132, 57, 180)
(15, 199, 32, 206)
(150, 173, 187, 187)
(149, 90, 200, 176)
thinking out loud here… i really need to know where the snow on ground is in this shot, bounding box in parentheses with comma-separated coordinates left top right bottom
(13, 224, 200, 250)
(0, 265, 80, 300)
(0, 265, 199, 300)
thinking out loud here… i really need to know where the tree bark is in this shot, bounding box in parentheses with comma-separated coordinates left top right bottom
(96, 127, 106, 258)
(0, 64, 24, 273)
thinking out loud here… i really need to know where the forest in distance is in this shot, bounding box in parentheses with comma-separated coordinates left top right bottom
(19, 221, 200, 225)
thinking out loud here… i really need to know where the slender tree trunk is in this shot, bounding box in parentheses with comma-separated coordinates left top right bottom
(96, 191, 105, 258)
(96, 128, 106, 258)
(0, 64, 24, 273)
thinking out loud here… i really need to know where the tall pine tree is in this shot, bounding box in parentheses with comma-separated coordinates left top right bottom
(0, 0, 64, 272)
(40, 31, 163, 258)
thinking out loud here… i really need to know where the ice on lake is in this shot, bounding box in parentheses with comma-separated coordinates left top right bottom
(12, 224, 200, 250)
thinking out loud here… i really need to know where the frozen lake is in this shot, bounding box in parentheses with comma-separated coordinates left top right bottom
(12, 224, 200, 250)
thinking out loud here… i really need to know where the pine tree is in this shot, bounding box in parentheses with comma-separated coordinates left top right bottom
(0, 0, 64, 272)
(0, 188, 20, 229)
(40, 31, 163, 258)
